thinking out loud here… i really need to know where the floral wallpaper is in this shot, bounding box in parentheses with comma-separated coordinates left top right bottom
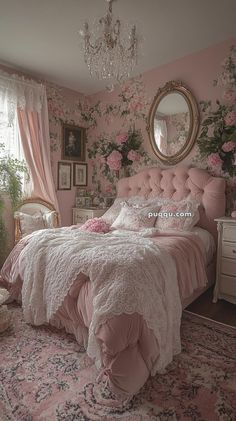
(195, 45, 236, 213)
(1, 39, 235, 225)
(86, 76, 157, 194)
(44, 38, 236, 222)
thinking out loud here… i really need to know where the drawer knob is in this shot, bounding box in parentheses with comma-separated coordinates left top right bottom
(233, 250, 236, 253)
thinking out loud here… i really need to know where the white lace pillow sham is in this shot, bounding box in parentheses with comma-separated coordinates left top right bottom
(43, 211, 57, 228)
(155, 199, 200, 231)
(102, 196, 147, 225)
(15, 211, 45, 237)
(101, 198, 126, 225)
(111, 201, 160, 231)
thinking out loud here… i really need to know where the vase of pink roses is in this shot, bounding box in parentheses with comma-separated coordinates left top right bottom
(88, 128, 145, 179)
(197, 45, 236, 177)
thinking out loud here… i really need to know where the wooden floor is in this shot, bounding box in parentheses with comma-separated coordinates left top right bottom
(186, 286, 236, 327)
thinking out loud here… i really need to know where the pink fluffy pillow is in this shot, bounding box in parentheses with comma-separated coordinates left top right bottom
(79, 217, 110, 233)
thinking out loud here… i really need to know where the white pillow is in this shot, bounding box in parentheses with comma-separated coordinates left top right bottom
(15, 211, 45, 237)
(102, 196, 149, 225)
(43, 211, 57, 228)
(102, 198, 127, 225)
(111, 201, 160, 231)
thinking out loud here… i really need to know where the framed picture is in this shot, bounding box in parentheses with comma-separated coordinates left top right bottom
(58, 162, 71, 190)
(73, 163, 87, 186)
(62, 123, 86, 161)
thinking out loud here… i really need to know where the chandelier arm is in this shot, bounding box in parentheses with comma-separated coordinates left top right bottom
(85, 44, 102, 56)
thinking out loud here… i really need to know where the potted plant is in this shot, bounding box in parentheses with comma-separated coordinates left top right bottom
(0, 143, 28, 266)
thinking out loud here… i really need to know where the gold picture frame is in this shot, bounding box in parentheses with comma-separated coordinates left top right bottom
(73, 163, 88, 187)
(58, 162, 71, 190)
(62, 123, 86, 161)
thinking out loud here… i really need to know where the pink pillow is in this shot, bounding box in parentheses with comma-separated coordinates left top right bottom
(155, 200, 200, 232)
(111, 202, 160, 231)
(79, 218, 110, 233)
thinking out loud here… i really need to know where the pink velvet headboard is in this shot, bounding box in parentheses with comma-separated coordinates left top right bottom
(116, 166, 226, 241)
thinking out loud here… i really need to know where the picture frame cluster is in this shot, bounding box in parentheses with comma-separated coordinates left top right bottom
(58, 123, 87, 190)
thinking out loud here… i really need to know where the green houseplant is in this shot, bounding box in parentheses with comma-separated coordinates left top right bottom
(0, 143, 28, 266)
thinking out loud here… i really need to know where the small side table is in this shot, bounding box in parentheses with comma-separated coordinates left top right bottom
(213, 217, 236, 305)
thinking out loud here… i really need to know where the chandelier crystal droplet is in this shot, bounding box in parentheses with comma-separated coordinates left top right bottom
(79, 0, 139, 86)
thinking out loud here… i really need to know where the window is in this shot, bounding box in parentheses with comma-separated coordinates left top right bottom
(0, 103, 29, 194)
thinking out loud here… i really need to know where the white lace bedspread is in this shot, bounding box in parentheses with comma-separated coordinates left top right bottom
(21, 228, 182, 374)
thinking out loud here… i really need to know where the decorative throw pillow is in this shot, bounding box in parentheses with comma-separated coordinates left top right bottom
(15, 211, 45, 237)
(43, 211, 57, 228)
(102, 198, 128, 225)
(155, 199, 200, 231)
(111, 201, 160, 231)
(102, 196, 151, 225)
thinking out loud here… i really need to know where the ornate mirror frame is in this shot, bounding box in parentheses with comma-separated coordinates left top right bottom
(147, 80, 200, 165)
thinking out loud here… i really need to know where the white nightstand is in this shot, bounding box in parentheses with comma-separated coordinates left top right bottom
(72, 207, 108, 225)
(213, 217, 236, 304)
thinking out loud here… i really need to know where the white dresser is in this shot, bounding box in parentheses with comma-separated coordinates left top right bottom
(213, 217, 236, 304)
(72, 207, 108, 225)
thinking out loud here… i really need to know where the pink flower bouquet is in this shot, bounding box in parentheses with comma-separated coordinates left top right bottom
(79, 218, 110, 233)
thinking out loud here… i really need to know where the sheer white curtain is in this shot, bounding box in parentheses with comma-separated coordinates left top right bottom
(0, 97, 31, 195)
(0, 72, 59, 213)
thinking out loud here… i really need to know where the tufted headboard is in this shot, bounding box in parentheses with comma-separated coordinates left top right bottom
(116, 166, 226, 241)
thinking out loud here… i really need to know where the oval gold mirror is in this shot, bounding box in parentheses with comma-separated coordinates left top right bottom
(147, 81, 199, 165)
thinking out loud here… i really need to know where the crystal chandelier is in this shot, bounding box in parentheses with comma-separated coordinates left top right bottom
(79, 0, 139, 87)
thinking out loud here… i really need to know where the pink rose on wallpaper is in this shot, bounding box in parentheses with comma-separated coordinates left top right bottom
(222, 89, 235, 103)
(106, 150, 122, 171)
(127, 150, 141, 162)
(116, 133, 129, 144)
(207, 153, 223, 168)
(221, 141, 236, 152)
(225, 111, 236, 126)
(128, 101, 142, 112)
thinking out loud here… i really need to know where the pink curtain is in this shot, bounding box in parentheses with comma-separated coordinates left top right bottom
(17, 107, 59, 214)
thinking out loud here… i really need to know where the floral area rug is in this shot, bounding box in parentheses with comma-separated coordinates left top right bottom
(0, 305, 236, 421)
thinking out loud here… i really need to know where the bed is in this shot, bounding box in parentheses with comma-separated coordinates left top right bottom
(0, 166, 225, 400)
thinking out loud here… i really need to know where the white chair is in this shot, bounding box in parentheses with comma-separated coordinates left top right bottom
(14, 198, 59, 243)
